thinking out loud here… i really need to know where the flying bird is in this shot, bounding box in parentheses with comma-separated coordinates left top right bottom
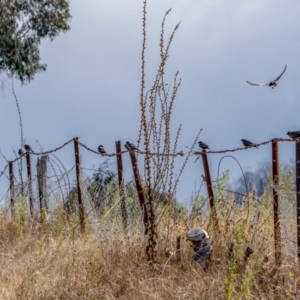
(125, 141, 141, 152)
(199, 141, 209, 150)
(246, 64, 287, 89)
(287, 131, 300, 140)
(97, 145, 107, 154)
(24, 144, 33, 152)
(241, 139, 258, 148)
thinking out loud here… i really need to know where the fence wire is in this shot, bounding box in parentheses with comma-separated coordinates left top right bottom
(0, 136, 299, 263)
(3, 166, 145, 236)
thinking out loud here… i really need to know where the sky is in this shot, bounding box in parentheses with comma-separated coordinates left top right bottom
(1, 0, 300, 207)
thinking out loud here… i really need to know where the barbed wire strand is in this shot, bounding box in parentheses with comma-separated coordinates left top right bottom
(30, 138, 74, 156)
(1, 136, 294, 169)
(78, 141, 185, 157)
(194, 138, 293, 155)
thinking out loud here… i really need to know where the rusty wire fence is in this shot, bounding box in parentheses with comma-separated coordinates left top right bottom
(2, 163, 144, 234)
(0, 136, 299, 264)
(192, 138, 299, 264)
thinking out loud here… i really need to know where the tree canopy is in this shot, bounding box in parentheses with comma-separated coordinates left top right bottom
(0, 0, 71, 83)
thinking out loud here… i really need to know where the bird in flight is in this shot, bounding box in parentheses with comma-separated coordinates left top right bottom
(246, 64, 287, 89)
(98, 145, 107, 154)
(198, 141, 209, 150)
(241, 139, 258, 148)
(287, 131, 300, 140)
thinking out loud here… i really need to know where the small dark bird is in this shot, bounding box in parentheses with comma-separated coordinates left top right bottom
(125, 141, 140, 152)
(24, 144, 33, 152)
(97, 145, 107, 154)
(177, 150, 184, 156)
(246, 64, 287, 89)
(287, 131, 300, 140)
(199, 141, 209, 150)
(18, 149, 24, 156)
(241, 139, 258, 148)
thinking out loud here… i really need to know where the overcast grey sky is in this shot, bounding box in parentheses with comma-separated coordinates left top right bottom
(1, 0, 300, 205)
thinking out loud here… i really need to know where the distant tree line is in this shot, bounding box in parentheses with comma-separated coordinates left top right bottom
(233, 161, 294, 200)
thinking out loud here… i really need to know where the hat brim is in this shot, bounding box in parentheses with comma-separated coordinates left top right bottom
(186, 236, 203, 242)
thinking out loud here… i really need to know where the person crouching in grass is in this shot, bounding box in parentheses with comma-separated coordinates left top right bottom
(186, 227, 213, 270)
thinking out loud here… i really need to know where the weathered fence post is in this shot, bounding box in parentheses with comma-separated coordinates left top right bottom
(26, 152, 34, 217)
(176, 235, 181, 261)
(74, 137, 85, 233)
(37, 155, 49, 214)
(295, 140, 300, 260)
(272, 139, 282, 265)
(127, 148, 149, 231)
(201, 151, 219, 231)
(9, 161, 15, 217)
(115, 141, 128, 232)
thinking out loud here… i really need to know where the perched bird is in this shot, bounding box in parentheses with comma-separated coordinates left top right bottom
(246, 64, 287, 89)
(177, 150, 184, 156)
(24, 144, 33, 152)
(125, 141, 141, 152)
(97, 145, 107, 154)
(287, 131, 300, 140)
(241, 139, 258, 148)
(18, 149, 24, 156)
(199, 141, 209, 150)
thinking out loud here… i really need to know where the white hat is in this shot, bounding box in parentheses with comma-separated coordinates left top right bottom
(186, 227, 209, 241)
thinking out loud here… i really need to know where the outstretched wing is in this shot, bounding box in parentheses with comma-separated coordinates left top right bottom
(246, 81, 268, 86)
(273, 64, 287, 82)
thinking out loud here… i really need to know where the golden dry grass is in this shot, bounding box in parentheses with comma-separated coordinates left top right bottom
(0, 209, 299, 300)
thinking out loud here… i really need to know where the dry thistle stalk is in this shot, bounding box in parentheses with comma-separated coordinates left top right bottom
(137, 1, 201, 260)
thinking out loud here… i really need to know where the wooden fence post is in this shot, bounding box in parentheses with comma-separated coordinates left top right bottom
(295, 139, 300, 260)
(74, 137, 85, 233)
(127, 148, 149, 231)
(9, 161, 15, 217)
(201, 151, 219, 231)
(272, 139, 282, 265)
(115, 141, 128, 232)
(37, 155, 49, 214)
(26, 152, 34, 217)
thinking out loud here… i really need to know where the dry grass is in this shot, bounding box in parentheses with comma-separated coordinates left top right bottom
(0, 206, 299, 300)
